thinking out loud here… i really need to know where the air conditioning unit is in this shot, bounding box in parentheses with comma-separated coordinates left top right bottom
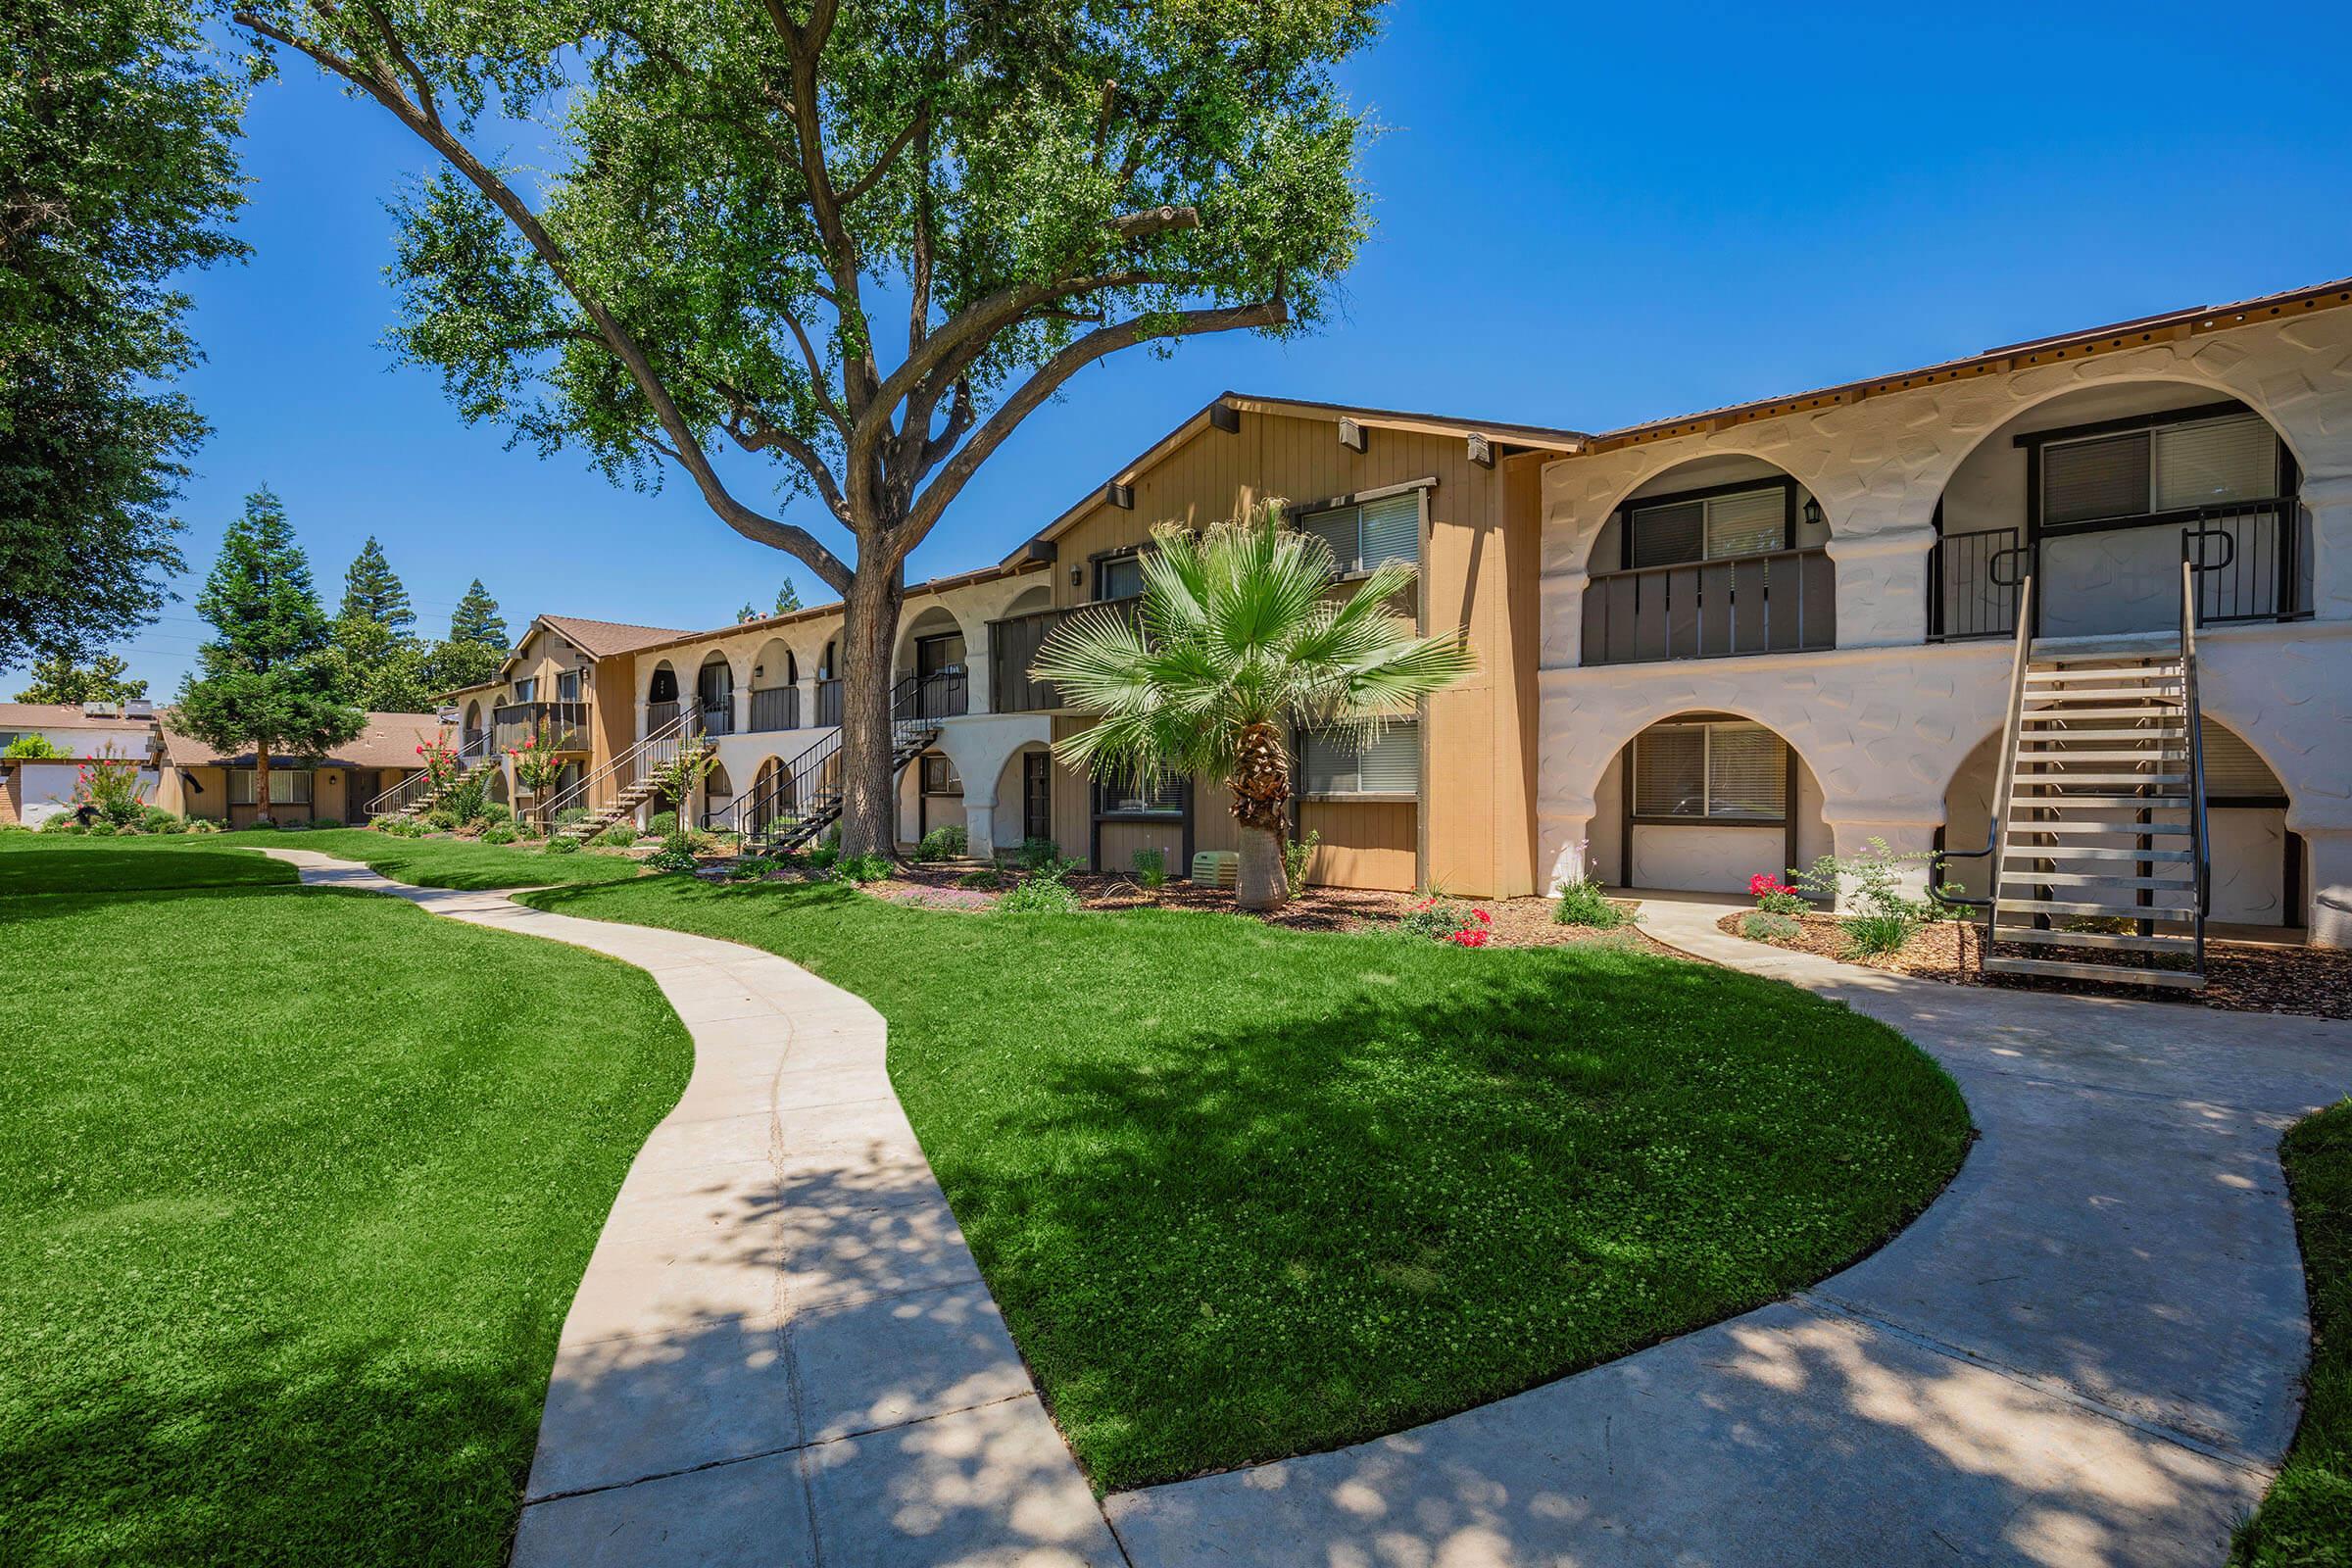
(1190, 850, 1239, 889)
(124, 699, 154, 719)
(81, 701, 120, 718)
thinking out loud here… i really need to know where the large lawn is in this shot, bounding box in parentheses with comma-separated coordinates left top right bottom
(2233, 1097, 2352, 1567)
(13, 826, 647, 890)
(0, 842, 691, 1567)
(528, 875, 1974, 1493)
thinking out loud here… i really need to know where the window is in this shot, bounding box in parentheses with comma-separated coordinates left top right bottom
(228, 768, 313, 806)
(513, 677, 538, 703)
(1095, 553, 1149, 602)
(2201, 721, 2283, 801)
(1098, 769, 1183, 816)
(1632, 721, 1786, 821)
(919, 754, 961, 796)
(556, 668, 582, 702)
(1298, 491, 1419, 574)
(1626, 485, 1788, 568)
(1302, 721, 1420, 797)
(2042, 412, 2279, 525)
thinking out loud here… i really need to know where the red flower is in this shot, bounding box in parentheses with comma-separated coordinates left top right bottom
(1471, 908, 1493, 924)
(1446, 927, 1491, 948)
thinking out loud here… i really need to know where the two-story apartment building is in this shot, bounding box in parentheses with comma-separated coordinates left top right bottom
(450, 275, 2352, 951)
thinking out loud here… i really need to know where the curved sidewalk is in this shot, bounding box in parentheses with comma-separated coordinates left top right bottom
(1104, 899, 2352, 1568)
(258, 851, 1122, 1568)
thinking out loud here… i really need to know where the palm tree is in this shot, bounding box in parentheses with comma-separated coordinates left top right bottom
(1031, 504, 1476, 910)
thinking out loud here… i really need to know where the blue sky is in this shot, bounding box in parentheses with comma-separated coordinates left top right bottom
(47, 0, 2352, 697)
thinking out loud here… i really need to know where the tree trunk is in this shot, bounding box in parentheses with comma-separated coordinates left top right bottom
(1237, 824, 1288, 910)
(254, 742, 273, 827)
(835, 563, 906, 858)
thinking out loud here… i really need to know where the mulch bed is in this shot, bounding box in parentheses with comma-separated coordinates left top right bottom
(841, 861, 1679, 955)
(1715, 909, 2352, 1021)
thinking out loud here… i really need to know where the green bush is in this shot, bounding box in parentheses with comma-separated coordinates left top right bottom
(1014, 836, 1061, 872)
(998, 873, 1081, 913)
(184, 817, 222, 835)
(1741, 909, 1801, 944)
(3, 733, 65, 759)
(479, 801, 512, 825)
(1841, 912, 1917, 959)
(1795, 839, 1934, 960)
(478, 824, 517, 846)
(805, 842, 841, 871)
(139, 807, 183, 835)
(308, 818, 342, 831)
(956, 868, 1003, 891)
(728, 856, 776, 882)
(542, 835, 582, 856)
(647, 810, 678, 837)
(553, 807, 588, 830)
(421, 808, 459, 833)
(593, 823, 638, 848)
(1131, 848, 1166, 889)
(1552, 876, 1631, 928)
(443, 772, 489, 827)
(915, 823, 968, 861)
(838, 852, 892, 885)
(1397, 895, 1471, 941)
(1283, 830, 1320, 898)
(86, 821, 119, 837)
(644, 846, 698, 873)
(37, 811, 84, 834)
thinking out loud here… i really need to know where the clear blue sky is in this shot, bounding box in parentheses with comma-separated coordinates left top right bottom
(46, 0, 2352, 697)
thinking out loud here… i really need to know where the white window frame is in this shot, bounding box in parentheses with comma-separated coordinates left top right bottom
(1296, 489, 1422, 577)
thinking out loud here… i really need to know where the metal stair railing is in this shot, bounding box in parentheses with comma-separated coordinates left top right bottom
(366, 725, 492, 818)
(2179, 560, 2211, 971)
(1975, 571, 2037, 963)
(534, 708, 700, 834)
(710, 671, 956, 846)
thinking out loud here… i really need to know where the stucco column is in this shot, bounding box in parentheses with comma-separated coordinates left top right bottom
(965, 622, 993, 714)
(1825, 524, 1936, 650)
(961, 795, 998, 859)
(2304, 472, 2352, 622)
(797, 674, 820, 730)
(2292, 819, 2352, 949)
(1538, 567, 1588, 669)
(1539, 795, 1598, 895)
(1819, 804, 1944, 907)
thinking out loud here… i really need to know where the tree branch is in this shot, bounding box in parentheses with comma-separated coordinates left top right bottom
(1105, 205, 1199, 242)
(840, 105, 924, 207)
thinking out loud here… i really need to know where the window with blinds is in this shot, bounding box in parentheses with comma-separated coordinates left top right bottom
(228, 769, 312, 806)
(2042, 413, 2278, 524)
(1302, 721, 1420, 796)
(1096, 554, 1146, 602)
(1631, 721, 1787, 821)
(1100, 769, 1183, 815)
(1299, 491, 1420, 575)
(1627, 485, 1788, 567)
(556, 668, 582, 702)
(2200, 720, 2284, 800)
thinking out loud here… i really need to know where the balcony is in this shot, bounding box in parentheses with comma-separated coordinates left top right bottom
(815, 677, 842, 727)
(989, 603, 1145, 711)
(493, 700, 591, 753)
(1581, 546, 1834, 665)
(749, 685, 800, 732)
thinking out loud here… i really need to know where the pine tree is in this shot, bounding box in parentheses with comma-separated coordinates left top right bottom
(337, 536, 415, 631)
(172, 488, 366, 822)
(738, 602, 760, 622)
(14, 652, 148, 705)
(774, 581, 803, 615)
(447, 579, 507, 649)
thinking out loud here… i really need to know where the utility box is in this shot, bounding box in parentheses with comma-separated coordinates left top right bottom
(1191, 850, 1239, 889)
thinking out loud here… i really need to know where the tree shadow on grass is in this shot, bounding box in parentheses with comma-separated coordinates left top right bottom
(0, 845, 297, 899)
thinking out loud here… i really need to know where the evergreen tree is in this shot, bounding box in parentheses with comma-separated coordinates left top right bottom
(14, 652, 148, 705)
(774, 581, 803, 616)
(337, 536, 415, 631)
(171, 488, 365, 822)
(738, 602, 760, 623)
(447, 578, 507, 649)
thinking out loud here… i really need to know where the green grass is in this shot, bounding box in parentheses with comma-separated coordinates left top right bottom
(526, 876, 1973, 1493)
(0, 827, 646, 890)
(0, 844, 692, 1567)
(2233, 1098, 2352, 1567)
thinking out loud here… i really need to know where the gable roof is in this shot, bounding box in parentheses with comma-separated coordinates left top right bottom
(1577, 274, 2352, 455)
(158, 711, 445, 771)
(536, 614, 697, 660)
(1000, 392, 1591, 566)
(0, 702, 156, 733)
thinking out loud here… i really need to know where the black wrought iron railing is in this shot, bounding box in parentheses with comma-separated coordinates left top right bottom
(749, 685, 800, 732)
(707, 670, 957, 847)
(700, 698, 735, 737)
(1929, 527, 2025, 641)
(815, 677, 843, 727)
(1581, 546, 1834, 665)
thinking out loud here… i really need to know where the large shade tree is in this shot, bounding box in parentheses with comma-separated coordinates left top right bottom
(224, 0, 1381, 854)
(1, 0, 250, 670)
(172, 489, 367, 822)
(1031, 506, 1473, 909)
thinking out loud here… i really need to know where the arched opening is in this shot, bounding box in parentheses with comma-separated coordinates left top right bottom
(696, 652, 735, 736)
(487, 768, 509, 807)
(748, 754, 792, 839)
(1933, 383, 2306, 642)
(703, 758, 735, 827)
(749, 638, 798, 731)
(815, 639, 841, 727)
(646, 662, 681, 732)
(1590, 711, 1829, 894)
(904, 748, 964, 845)
(463, 700, 484, 753)
(1580, 455, 1833, 665)
(1002, 583, 1054, 619)
(898, 605, 970, 716)
(1940, 713, 2302, 933)
(997, 743, 1056, 853)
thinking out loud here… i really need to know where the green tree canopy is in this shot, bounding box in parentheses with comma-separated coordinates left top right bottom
(228, 0, 1380, 854)
(336, 536, 416, 631)
(2, 0, 250, 668)
(172, 488, 367, 818)
(13, 652, 149, 705)
(446, 578, 507, 650)
(774, 580, 804, 616)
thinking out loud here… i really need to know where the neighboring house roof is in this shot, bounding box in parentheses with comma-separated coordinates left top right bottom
(1001, 392, 1592, 566)
(1576, 274, 2352, 455)
(158, 711, 445, 771)
(0, 702, 156, 733)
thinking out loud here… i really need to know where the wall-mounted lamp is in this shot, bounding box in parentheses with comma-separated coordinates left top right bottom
(1801, 497, 1824, 530)
(1070, 565, 1083, 586)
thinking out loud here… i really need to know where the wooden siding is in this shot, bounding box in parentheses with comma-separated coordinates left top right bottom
(1301, 800, 1417, 891)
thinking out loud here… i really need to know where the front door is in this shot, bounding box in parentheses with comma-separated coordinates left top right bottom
(1022, 752, 1052, 846)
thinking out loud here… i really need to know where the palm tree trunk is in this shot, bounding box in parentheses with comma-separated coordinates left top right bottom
(1237, 825, 1288, 910)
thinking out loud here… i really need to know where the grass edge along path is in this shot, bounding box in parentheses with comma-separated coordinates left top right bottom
(2231, 1097, 2352, 1567)
(522, 874, 1974, 1494)
(0, 826, 646, 891)
(0, 845, 692, 1567)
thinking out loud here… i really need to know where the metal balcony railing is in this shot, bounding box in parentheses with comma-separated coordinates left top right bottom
(1581, 546, 1834, 665)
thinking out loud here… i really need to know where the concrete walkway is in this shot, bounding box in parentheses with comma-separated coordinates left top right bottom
(257, 851, 1122, 1567)
(1103, 898, 2352, 1567)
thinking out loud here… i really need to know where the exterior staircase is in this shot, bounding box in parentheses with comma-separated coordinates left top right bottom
(540, 710, 708, 841)
(710, 671, 955, 853)
(1976, 567, 2210, 990)
(367, 730, 497, 820)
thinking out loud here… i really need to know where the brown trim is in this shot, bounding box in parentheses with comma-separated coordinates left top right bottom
(1284, 474, 1440, 519)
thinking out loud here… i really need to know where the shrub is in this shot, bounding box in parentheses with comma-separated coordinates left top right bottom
(554, 807, 588, 829)
(1742, 909, 1802, 944)
(87, 820, 119, 836)
(443, 771, 490, 827)
(956, 868, 1003, 891)
(1747, 872, 1808, 916)
(1795, 839, 1935, 958)
(593, 823, 638, 848)
(659, 829, 699, 857)
(1014, 836, 1061, 872)
(542, 835, 582, 856)
(1131, 847, 1166, 889)
(37, 810, 81, 833)
(838, 852, 892, 885)
(805, 842, 841, 872)
(644, 846, 698, 873)
(1553, 876, 1631, 928)
(421, 808, 459, 833)
(479, 824, 517, 845)
(139, 807, 182, 835)
(728, 856, 775, 881)
(479, 802, 512, 825)
(184, 817, 222, 835)
(915, 823, 968, 861)
(308, 817, 341, 831)
(3, 733, 65, 759)
(647, 810, 678, 837)
(1842, 912, 1917, 959)
(1399, 895, 1494, 947)
(1283, 829, 1321, 898)
(999, 874, 1081, 914)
